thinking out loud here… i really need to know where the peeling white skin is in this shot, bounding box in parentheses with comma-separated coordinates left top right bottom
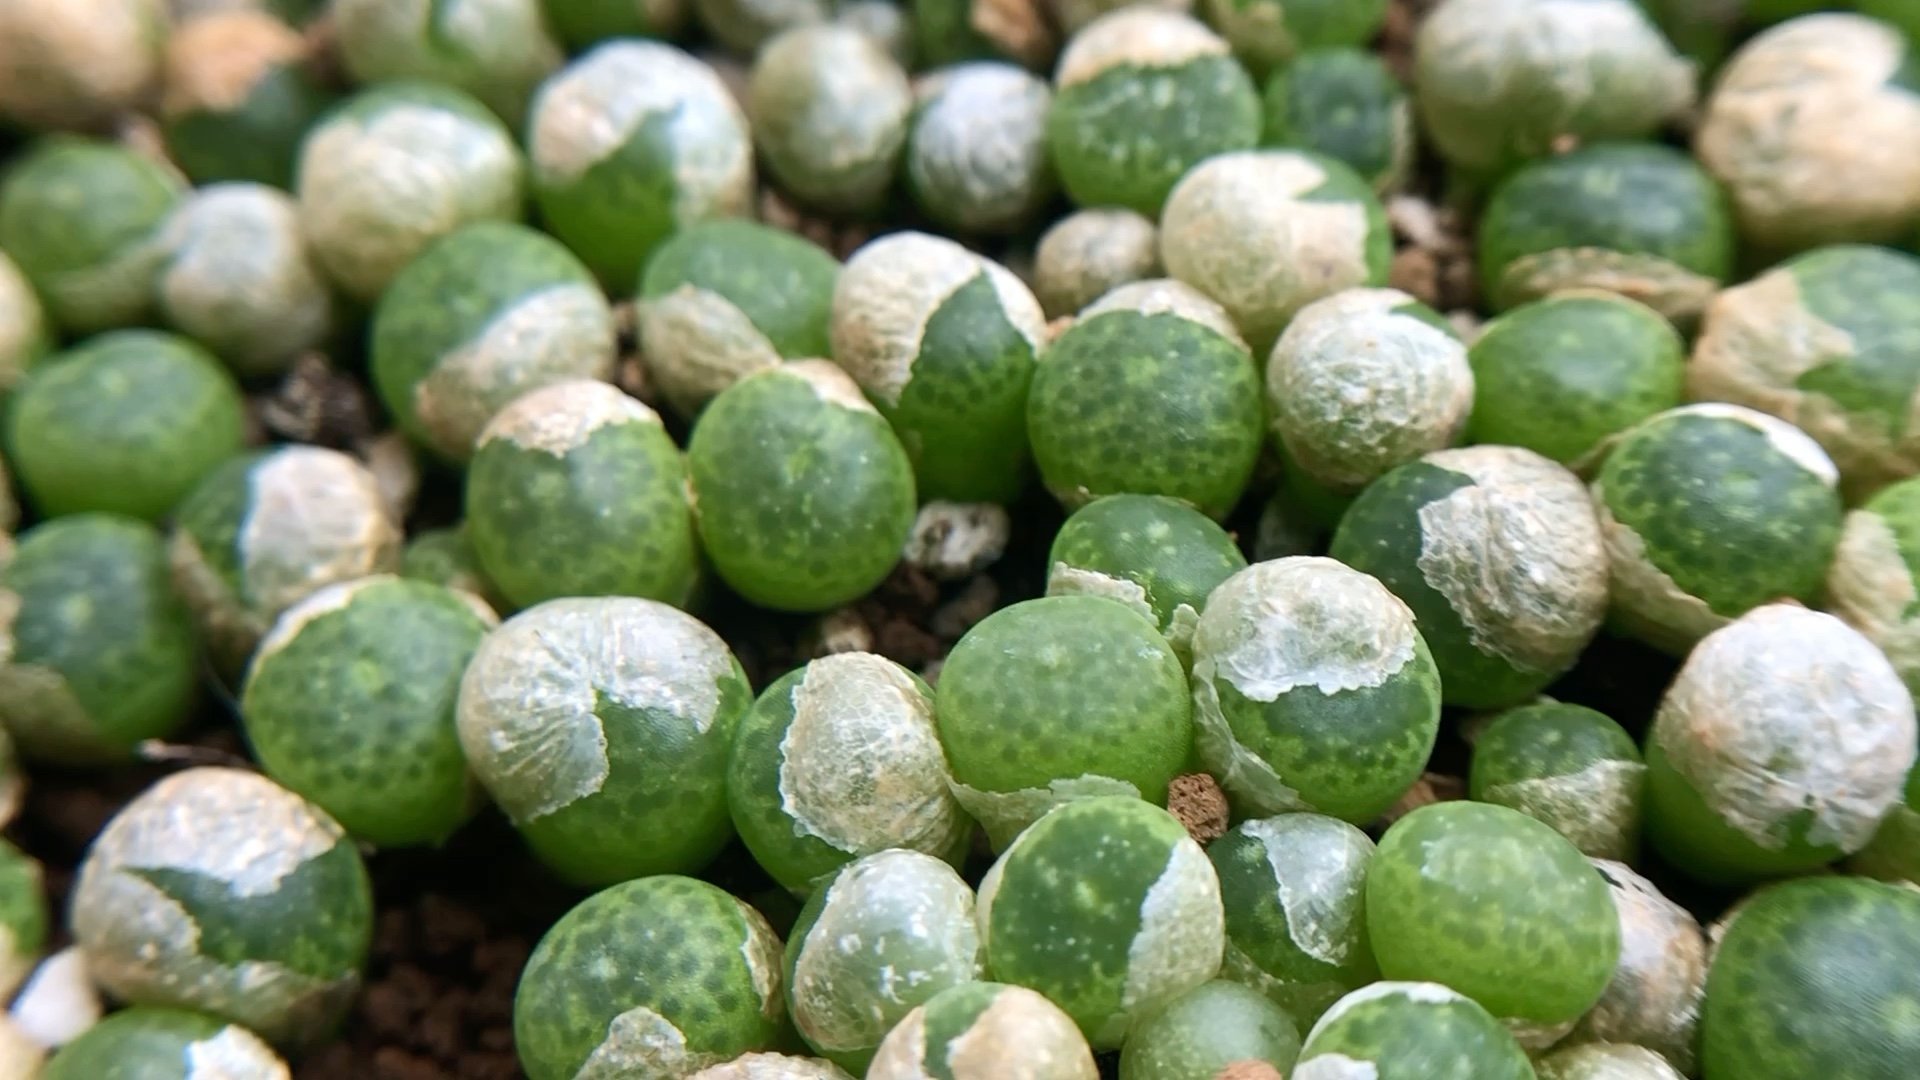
(1658, 403, 1840, 487)
(1081, 278, 1247, 349)
(1499, 249, 1719, 324)
(476, 378, 658, 458)
(297, 101, 525, 302)
(1568, 859, 1705, 1074)
(1590, 497, 1726, 655)
(1161, 151, 1375, 348)
(251, 575, 393, 671)
(907, 64, 1055, 233)
(1267, 288, 1474, 491)
(1109, 838, 1224, 1044)
(1483, 758, 1645, 860)
(778, 654, 966, 862)
(1243, 815, 1374, 968)
(949, 774, 1141, 852)
(1653, 604, 1917, 853)
(1696, 15, 1920, 251)
(69, 768, 359, 1046)
(415, 283, 618, 462)
(159, 11, 305, 119)
(1416, 446, 1608, 674)
(1055, 8, 1228, 89)
(688, 1053, 854, 1080)
(1292, 1053, 1380, 1080)
(867, 985, 1098, 1080)
(184, 1024, 291, 1080)
(1034, 209, 1160, 319)
(1300, 980, 1471, 1065)
(576, 1006, 721, 1079)
(639, 286, 783, 418)
(1190, 558, 1418, 816)
(0, 586, 106, 760)
(0, 251, 47, 393)
(1047, 564, 1155, 624)
(1826, 509, 1920, 693)
(529, 40, 753, 220)
(904, 502, 1011, 582)
(790, 850, 981, 1053)
(739, 898, 786, 1020)
(1690, 267, 1911, 495)
(832, 232, 1045, 408)
(748, 26, 913, 212)
(777, 359, 879, 415)
(156, 183, 335, 379)
(0, 0, 165, 131)
(237, 446, 403, 635)
(1537, 1043, 1684, 1080)
(455, 597, 736, 824)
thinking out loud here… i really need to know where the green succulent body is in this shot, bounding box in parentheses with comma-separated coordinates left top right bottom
(1118, 979, 1302, 1080)
(1469, 701, 1646, 862)
(41, 1007, 290, 1080)
(1045, 493, 1248, 660)
(160, 13, 337, 190)
(1262, 47, 1412, 192)
(1292, 983, 1534, 1080)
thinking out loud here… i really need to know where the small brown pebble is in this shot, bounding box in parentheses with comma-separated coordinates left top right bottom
(930, 576, 1000, 641)
(874, 618, 944, 667)
(1388, 248, 1441, 307)
(1215, 1061, 1286, 1080)
(813, 607, 876, 656)
(1167, 773, 1231, 844)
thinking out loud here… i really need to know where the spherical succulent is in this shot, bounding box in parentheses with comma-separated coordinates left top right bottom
(158, 10, 335, 190)
(1464, 291, 1685, 466)
(1207, 0, 1386, 78)
(514, 876, 786, 1080)
(829, 231, 1046, 504)
(637, 219, 839, 419)
(1689, 244, 1920, 500)
(906, 62, 1056, 235)
(1161, 150, 1392, 352)
(1028, 280, 1264, 520)
(1266, 288, 1471, 495)
(976, 796, 1224, 1048)
(1118, 979, 1302, 1080)
(0, 515, 199, 764)
(170, 445, 402, 676)
(1643, 603, 1917, 884)
(41, 1007, 291, 1079)
(1413, 0, 1694, 179)
(1330, 445, 1608, 709)
(1589, 404, 1844, 654)
(4, 330, 245, 523)
(1701, 876, 1920, 1079)
(1468, 702, 1645, 862)
(866, 982, 1098, 1080)
(1535, 1043, 1683, 1080)
(0, 252, 49, 394)
(687, 362, 917, 612)
(542, 0, 690, 49)
(400, 524, 508, 613)
(1190, 557, 1440, 823)
(0, 840, 47, 1003)
(0, 0, 167, 131)
(370, 222, 616, 463)
(1045, 493, 1248, 661)
(456, 597, 752, 885)
(784, 850, 983, 1070)
(728, 653, 970, 895)
(241, 576, 495, 848)
(528, 40, 753, 287)
(1261, 47, 1413, 194)
(749, 25, 913, 217)
(1695, 14, 1920, 254)
(935, 596, 1192, 847)
(0, 137, 184, 336)
(332, 0, 564, 129)
(295, 81, 525, 303)
(1291, 982, 1533, 1080)
(1045, 9, 1261, 216)
(695, 0, 829, 55)
(1032, 209, 1160, 319)
(70, 767, 374, 1048)
(1367, 802, 1620, 1043)
(1563, 859, 1706, 1075)
(466, 380, 698, 609)
(1827, 475, 1920, 698)
(1477, 142, 1734, 323)
(1209, 814, 1378, 1024)
(153, 182, 335, 378)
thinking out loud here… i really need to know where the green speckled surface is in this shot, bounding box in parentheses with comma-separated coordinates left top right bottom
(879, 272, 1038, 504)
(640, 219, 839, 360)
(1047, 494, 1248, 644)
(1702, 876, 1920, 1079)
(515, 876, 784, 1080)
(1466, 293, 1685, 464)
(466, 408, 697, 609)
(164, 59, 336, 190)
(1477, 142, 1733, 313)
(4, 331, 244, 523)
(543, 0, 687, 49)
(42, 1008, 267, 1080)
(1118, 979, 1301, 1080)
(535, 106, 694, 288)
(1294, 984, 1533, 1080)
(0, 137, 183, 334)
(936, 596, 1192, 809)
(1262, 48, 1409, 191)
(1209, 0, 1387, 75)
(1469, 701, 1644, 861)
(241, 578, 491, 848)
(1368, 803, 1619, 1025)
(1047, 57, 1261, 216)
(1784, 245, 1920, 457)
(0, 515, 199, 763)
(1028, 309, 1264, 521)
(334, 0, 561, 129)
(1595, 410, 1843, 620)
(686, 367, 916, 612)
(981, 797, 1213, 1047)
(1641, 737, 1851, 885)
(401, 524, 509, 612)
